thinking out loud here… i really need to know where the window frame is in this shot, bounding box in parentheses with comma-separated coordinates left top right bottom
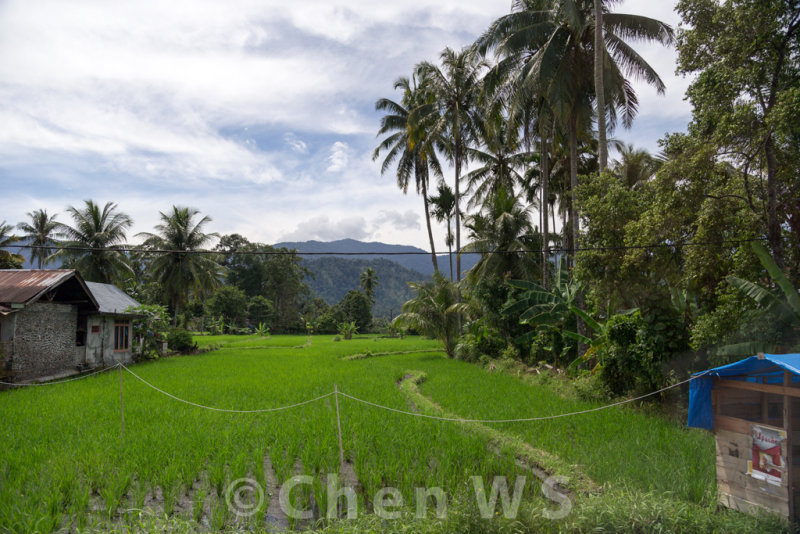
(114, 320, 130, 352)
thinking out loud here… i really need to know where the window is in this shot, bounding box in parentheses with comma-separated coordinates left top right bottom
(114, 321, 130, 351)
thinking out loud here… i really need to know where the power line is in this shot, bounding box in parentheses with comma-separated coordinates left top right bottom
(337, 370, 710, 423)
(6, 236, 775, 257)
(120, 363, 334, 413)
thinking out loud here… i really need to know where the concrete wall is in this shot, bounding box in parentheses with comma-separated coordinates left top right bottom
(85, 315, 133, 367)
(11, 302, 77, 379)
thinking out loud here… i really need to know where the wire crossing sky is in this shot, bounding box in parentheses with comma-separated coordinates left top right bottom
(0, 1, 687, 250)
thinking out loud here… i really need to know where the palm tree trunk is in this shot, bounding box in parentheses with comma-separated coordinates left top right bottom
(454, 142, 463, 334)
(447, 221, 454, 282)
(569, 116, 580, 258)
(569, 114, 586, 353)
(541, 133, 550, 289)
(454, 148, 462, 283)
(419, 165, 439, 273)
(594, 0, 608, 172)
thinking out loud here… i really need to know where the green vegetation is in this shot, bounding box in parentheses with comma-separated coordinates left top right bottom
(302, 257, 422, 319)
(15, 209, 59, 269)
(0, 335, 786, 533)
(55, 200, 134, 284)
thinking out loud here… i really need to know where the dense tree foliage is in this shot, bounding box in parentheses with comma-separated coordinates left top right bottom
(215, 234, 310, 332)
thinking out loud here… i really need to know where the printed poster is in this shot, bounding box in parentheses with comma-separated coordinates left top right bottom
(747, 425, 787, 486)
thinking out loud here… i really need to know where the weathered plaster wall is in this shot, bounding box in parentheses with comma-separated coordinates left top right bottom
(11, 302, 77, 379)
(85, 315, 133, 367)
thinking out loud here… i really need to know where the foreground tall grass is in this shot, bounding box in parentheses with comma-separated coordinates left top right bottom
(0, 335, 789, 533)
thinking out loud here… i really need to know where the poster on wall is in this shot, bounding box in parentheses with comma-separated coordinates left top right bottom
(748, 425, 787, 486)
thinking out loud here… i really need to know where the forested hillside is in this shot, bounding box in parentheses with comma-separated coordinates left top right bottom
(302, 256, 426, 319)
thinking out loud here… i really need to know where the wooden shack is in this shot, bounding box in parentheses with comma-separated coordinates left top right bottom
(688, 353, 800, 520)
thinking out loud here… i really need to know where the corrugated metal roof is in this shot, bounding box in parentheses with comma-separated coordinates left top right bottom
(84, 282, 141, 315)
(0, 270, 78, 304)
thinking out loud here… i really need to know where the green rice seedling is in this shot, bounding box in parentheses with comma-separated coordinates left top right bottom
(0, 334, 785, 532)
(192, 487, 206, 523)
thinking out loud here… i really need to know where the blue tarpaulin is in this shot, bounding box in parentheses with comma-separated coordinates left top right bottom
(687, 353, 800, 430)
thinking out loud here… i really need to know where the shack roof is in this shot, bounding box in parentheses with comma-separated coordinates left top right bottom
(85, 281, 140, 315)
(0, 269, 97, 313)
(688, 353, 800, 430)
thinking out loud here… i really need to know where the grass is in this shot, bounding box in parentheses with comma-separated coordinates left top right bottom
(0, 334, 791, 532)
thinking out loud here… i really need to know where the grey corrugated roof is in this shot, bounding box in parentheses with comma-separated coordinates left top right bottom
(84, 282, 141, 315)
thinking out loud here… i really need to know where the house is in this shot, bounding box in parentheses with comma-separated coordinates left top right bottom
(0, 269, 141, 382)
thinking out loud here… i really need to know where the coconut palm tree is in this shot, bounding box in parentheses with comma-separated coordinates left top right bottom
(429, 182, 456, 281)
(56, 201, 133, 283)
(611, 143, 661, 188)
(463, 116, 532, 210)
(16, 209, 60, 269)
(393, 272, 460, 358)
(359, 267, 378, 303)
(462, 187, 539, 284)
(374, 75, 443, 273)
(416, 47, 487, 283)
(476, 0, 673, 258)
(137, 206, 221, 324)
(0, 221, 24, 269)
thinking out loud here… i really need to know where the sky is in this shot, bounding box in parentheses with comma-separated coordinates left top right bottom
(0, 0, 690, 251)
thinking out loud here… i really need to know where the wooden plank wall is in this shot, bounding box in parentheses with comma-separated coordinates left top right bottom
(714, 424, 789, 517)
(714, 374, 796, 519)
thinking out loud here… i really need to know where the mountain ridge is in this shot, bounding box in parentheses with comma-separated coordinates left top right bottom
(273, 238, 477, 276)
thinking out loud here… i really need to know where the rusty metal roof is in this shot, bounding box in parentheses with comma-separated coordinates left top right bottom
(0, 269, 84, 306)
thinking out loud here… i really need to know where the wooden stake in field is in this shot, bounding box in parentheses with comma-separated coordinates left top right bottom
(119, 362, 125, 440)
(334, 384, 344, 467)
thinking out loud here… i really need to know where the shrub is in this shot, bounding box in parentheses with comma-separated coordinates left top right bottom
(338, 321, 358, 340)
(599, 308, 689, 396)
(167, 328, 195, 354)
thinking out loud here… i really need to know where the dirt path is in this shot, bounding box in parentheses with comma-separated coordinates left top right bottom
(396, 370, 596, 494)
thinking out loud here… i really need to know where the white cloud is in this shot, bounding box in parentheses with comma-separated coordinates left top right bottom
(283, 133, 309, 154)
(326, 141, 351, 172)
(280, 215, 371, 241)
(373, 210, 421, 232)
(0, 0, 691, 250)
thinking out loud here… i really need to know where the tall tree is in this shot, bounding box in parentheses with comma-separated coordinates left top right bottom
(463, 116, 532, 210)
(476, 0, 673, 260)
(137, 206, 221, 324)
(16, 209, 59, 269)
(429, 182, 457, 281)
(462, 187, 540, 283)
(611, 144, 661, 188)
(57, 200, 133, 283)
(416, 47, 487, 283)
(594, 0, 607, 171)
(359, 267, 378, 303)
(374, 75, 443, 273)
(677, 0, 800, 269)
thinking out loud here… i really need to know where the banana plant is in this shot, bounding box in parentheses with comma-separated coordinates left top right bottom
(719, 242, 800, 356)
(504, 259, 583, 362)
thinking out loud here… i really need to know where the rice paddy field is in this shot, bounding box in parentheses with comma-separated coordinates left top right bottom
(0, 335, 791, 533)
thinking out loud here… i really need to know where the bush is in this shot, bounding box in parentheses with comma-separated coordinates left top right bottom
(599, 308, 689, 396)
(338, 321, 358, 340)
(167, 328, 196, 354)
